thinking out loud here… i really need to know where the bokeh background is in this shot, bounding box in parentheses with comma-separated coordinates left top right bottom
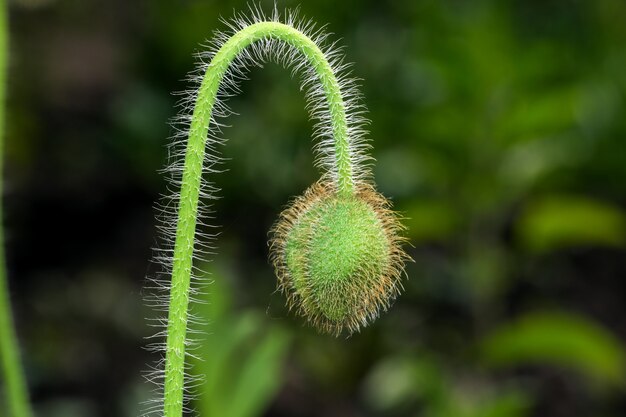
(3, 0, 626, 416)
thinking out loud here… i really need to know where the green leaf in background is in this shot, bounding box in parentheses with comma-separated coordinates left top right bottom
(225, 320, 289, 417)
(482, 311, 626, 387)
(467, 391, 529, 417)
(516, 195, 626, 253)
(363, 355, 445, 412)
(189, 261, 291, 417)
(363, 354, 531, 417)
(436, 389, 530, 417)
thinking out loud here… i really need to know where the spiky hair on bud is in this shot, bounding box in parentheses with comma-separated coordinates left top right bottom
(270, 181, 409, 336)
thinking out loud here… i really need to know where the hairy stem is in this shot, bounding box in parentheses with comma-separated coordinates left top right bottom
(0, 2, 33, 417)
(163, 21, 354, 417)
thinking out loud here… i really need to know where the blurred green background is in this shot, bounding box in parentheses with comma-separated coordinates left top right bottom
(2, 0, 626, 416)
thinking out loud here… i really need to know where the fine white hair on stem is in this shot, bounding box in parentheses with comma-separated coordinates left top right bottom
(142, 4, 372, 416)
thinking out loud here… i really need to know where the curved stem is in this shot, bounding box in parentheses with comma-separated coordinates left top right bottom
(163, 21, 354, 417)
(0, 2, 33, 417)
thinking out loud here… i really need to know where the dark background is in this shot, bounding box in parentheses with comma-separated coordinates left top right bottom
(3, 0, 626, 416)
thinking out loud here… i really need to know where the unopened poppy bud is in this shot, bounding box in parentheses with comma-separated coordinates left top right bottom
(271, 181, 409, 336)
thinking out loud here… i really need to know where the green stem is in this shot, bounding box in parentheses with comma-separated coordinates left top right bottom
(163, 21, 354, 417)
(0, 2, 34, 417)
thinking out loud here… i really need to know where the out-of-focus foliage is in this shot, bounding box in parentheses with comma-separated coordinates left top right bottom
(190, 261, 290, 417)
(364, 354, 532, 417)
(482, 312, 626, 387)
(3, 0, 626, 416)
(516, 196, 626, 252)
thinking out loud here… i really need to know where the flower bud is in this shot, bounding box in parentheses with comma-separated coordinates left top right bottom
(270, 181, 409, 335)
